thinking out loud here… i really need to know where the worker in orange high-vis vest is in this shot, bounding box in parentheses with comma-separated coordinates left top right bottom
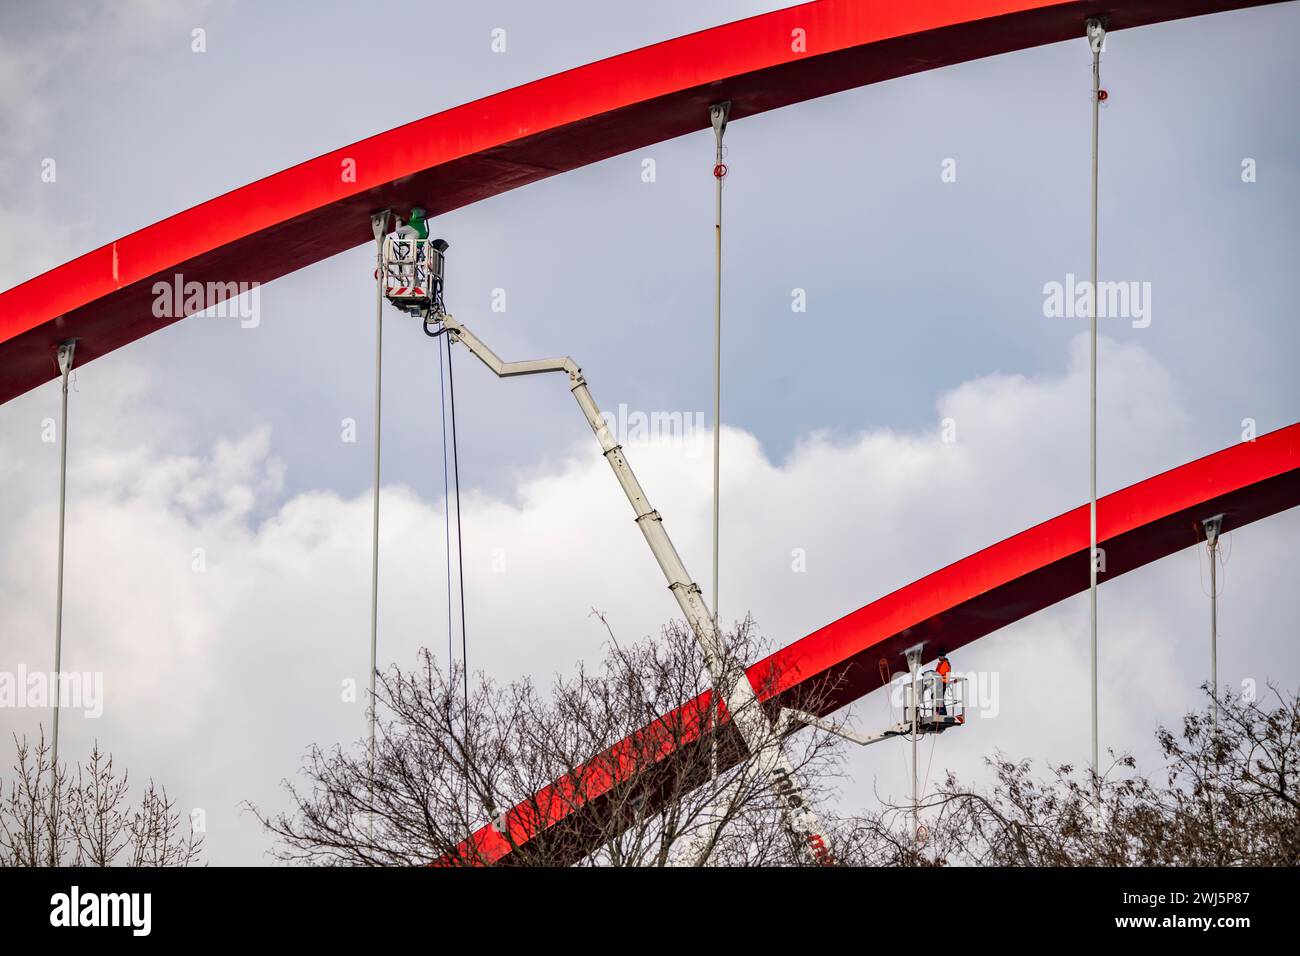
(935, 651, 952, 716)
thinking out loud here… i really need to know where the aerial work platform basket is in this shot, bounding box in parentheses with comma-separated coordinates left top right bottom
(380, 235, 448, 317)
(782, 668, 967, 746)
(904, 671, 967, 734)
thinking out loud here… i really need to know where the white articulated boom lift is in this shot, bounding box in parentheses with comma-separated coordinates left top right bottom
(374, 222, 967, 863)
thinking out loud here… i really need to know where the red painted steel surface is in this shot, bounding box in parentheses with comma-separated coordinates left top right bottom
(456, 424, 1300, 863)
(0, 0, 1283, 403)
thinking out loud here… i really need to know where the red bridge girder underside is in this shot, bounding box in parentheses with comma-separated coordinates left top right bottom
(0, 0, 1285, 404)
(458, 424, 1299, 864)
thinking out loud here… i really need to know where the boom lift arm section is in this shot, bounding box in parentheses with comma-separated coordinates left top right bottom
(435, 312, 835, 864)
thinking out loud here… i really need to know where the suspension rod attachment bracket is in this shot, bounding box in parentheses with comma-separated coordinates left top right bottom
(370, 209, 391, 244)
(709, 100, 730, 145)
(1203, 513, 1224, 547)
(1086, 16, 1107, 54)
(56, 339, 76, 377)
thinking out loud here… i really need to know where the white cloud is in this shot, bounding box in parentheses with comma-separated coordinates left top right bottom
(0, 333, 1294, 863)
(0, 1, 223, 288)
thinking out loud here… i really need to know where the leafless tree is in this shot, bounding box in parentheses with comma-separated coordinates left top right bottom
(254, 616, 846, 866)
(0, 731, 204, 867)
(834, 684, 1300, 867)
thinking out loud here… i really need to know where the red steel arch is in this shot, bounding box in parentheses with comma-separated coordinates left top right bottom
(457, 423, 1300, 864)
(0, 0, 1284, 404)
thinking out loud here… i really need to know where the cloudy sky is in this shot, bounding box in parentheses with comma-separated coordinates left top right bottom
(1, 0, 1297, 865)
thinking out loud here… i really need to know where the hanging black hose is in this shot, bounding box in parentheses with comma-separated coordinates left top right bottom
(438, 336, 454, 685)
(444, 335, 470, 754)
(424, 296, 467, 817)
